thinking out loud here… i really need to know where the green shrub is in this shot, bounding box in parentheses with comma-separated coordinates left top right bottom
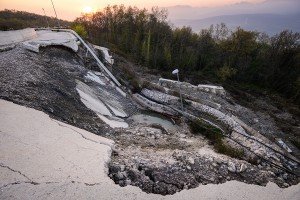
(189, 119, 222, 138)
(181, 98, 191, 106)
(119, 65, 142, 93)
(189, 119, 244, 159)
(291, 139, 300, 150)
(216, 64, 237, 82)
(214, 141, 244, 159)
(72, 24, 88, 39)
(170, 90, 180, 97)
(130, 77, 142, 93)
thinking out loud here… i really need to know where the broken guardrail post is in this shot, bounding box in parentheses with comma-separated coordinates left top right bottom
(172, 69, 184, 111)
(55, 29, 121, 87)
(34, 28, 121, 87)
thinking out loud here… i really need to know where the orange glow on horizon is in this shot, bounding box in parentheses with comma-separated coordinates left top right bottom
(0, 0, 265, 21)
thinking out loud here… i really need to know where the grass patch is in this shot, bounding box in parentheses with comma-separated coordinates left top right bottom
(214, 142, 245, 159)
(291, 139, 300, 150)
(118, 64, 142, 93)
(189, 119, 244, 159)
(181, 98, 191, 106)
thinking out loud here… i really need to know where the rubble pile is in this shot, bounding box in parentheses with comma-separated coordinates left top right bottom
(1, 29, 299, 196)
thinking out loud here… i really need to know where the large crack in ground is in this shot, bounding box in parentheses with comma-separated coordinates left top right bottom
(0, 164, 32, 182)
(51, 119, 113, 148)
(0, 160, 103, 190)
(0, 181, 102, 190)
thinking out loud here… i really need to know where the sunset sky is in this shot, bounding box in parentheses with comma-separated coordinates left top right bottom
(0, 0, 265, 21)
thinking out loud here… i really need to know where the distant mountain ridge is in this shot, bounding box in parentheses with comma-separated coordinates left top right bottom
(165, 0, 300, 35)
(165, 0, 300, 20)
(171, 13, 300, 35)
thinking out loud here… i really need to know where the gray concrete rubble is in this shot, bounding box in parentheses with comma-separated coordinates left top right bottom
(140, 88, 297, 167)
(141, 88, 244, 134)
(147, 81, 223, 109)
(132, 93, 178, 116)
(159, 78, 226, 96)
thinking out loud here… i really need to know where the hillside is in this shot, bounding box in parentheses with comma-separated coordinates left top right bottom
(0, 9, 71, 30)
(0, 28, 300, 198)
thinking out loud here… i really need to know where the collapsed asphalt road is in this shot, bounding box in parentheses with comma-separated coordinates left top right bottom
(0, 29, 299, 198)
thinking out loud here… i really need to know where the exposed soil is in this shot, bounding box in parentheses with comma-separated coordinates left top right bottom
(0, 45, 111, 135)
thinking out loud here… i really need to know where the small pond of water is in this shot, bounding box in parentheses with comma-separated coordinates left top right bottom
(131, 111, 178, 131)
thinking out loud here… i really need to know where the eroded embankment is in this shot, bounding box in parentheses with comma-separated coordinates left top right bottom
(1, 32, 299, 197)
(0, 44, 126, 135)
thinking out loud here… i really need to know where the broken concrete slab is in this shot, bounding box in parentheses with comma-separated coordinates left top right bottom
(76, 80, 129, 128)
(97, 114, 129, 129)
(0, 99, 113, 186)
(76, 80, 113, 117)
(159, 78, 226, 96)
(132, 93, 178, 116)
(23, 30, 78, 52)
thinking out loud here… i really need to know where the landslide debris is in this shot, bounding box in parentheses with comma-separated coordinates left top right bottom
(1, 39, 299, 196)
(0, 45, 111, 135)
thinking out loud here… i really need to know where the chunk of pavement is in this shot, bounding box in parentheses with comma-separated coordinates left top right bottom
(228, 162, 236, 173)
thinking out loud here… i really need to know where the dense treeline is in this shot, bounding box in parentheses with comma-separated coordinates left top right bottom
(75, 5, 300, 104)
(0, 9, 70, 30)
